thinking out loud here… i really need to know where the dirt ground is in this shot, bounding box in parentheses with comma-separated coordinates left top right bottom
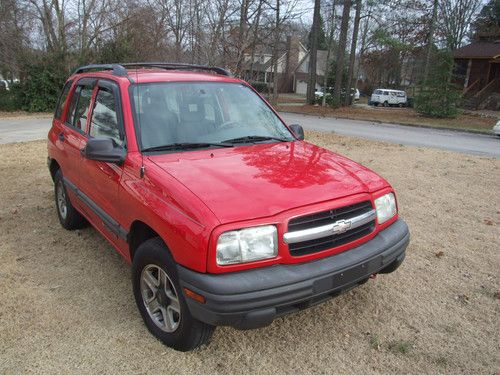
(0, 135, 499, 374)
(276, 104, 498, 133)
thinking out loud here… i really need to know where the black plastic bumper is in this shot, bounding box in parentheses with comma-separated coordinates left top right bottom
(177, 219, 409, 329)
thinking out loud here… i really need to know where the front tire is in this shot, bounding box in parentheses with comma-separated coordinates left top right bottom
(132, 237, 214, 351)
(383, 101, 389, 107)
(54, 170, 87, 230)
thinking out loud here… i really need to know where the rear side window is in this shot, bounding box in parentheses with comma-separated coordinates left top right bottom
(55, 80, 73, 120)
(89, 88, 123, 146)
(66, 85, 93, 132)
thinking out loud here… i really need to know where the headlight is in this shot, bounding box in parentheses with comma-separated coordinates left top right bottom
(216, 225, 278, 265)
(374, 193, 397, 224)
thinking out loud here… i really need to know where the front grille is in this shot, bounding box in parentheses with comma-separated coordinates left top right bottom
(287, 201, 375, 256)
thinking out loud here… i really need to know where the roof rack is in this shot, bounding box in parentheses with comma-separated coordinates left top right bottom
(121, 62, 231, 76)
(72, 64, 128, 77)
(72, 62, 231, 77)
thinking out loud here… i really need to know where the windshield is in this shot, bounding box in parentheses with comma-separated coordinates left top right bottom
(131, 82, 294, 151)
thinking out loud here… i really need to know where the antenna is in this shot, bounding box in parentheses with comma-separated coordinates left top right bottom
(135, 68, 145, 178)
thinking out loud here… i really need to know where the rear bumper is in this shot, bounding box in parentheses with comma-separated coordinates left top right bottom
(177, 219, 409, 329)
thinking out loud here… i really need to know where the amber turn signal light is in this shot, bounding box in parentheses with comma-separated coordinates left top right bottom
(183, 287, 206, 304)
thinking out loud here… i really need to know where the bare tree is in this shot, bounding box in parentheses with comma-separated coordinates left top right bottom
(345, 0, 362, 105)
(438, 0, 482, 50)
(423, 0, 438, 83)
(332, 0, 351, 105)
(306, 0, 321, 104)
(321, 0, 337, 107)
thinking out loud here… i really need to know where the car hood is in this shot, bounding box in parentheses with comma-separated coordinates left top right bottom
(148, 141, 389, 224)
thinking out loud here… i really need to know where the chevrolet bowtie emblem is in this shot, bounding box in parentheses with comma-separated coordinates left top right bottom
(332, 219, 352, 234)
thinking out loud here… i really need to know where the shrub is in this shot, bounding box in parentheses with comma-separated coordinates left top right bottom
(17, 61, 69, 112)
(415, 50, 461, 118)
(249, 81, 268, 93)
(0, 84, 22, 111)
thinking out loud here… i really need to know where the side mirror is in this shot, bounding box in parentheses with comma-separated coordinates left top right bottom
(289, 124, 305, 140)
(82, 137, 126, 165)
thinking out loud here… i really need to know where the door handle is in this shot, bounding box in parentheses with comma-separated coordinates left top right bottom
(58, 132, 65, 141)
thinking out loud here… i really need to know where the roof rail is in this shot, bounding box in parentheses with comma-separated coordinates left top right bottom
(72, 62, 231, 77)
(72, 64, 128, 77)
(120, 62, 231, 76)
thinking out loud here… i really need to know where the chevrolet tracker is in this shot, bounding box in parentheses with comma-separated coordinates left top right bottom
(47, 63, 410, 351)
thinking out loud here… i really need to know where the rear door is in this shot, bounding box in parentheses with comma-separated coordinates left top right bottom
(58, 78, 95, 189)
(78, 79, 127, 246)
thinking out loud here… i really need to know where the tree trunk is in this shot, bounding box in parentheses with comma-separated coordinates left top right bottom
(333, 0, 351, 106)
(269, 0, 280, 105)
(249, 0, 263, 81)
(423, 0, 438, 84)
(345, 0, 362, 106)
(354, 7, 372, 94)
(322, 1, 336, 107)
(306, 0, 321, 104)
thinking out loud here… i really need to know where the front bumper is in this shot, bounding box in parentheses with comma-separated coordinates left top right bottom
(177, 219, 409, 329)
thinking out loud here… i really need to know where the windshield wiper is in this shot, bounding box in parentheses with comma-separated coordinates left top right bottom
(142, 142, 233, 152)
(222, 135, 289, 144)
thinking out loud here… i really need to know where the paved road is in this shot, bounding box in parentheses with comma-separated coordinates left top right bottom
(281, 112, 500, 158)
(0, 117, 51, 144)
(0, 114, 498, 158)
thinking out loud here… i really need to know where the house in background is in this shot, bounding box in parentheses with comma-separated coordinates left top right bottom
(293, 50, 329, 95)
(241, 37, 308, 93)
(453, 34, 500, 109)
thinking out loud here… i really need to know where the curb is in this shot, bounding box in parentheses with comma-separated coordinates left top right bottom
(278, 110, 493, 136)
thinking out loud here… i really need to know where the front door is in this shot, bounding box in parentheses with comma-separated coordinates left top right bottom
(78, 79, 127, 250)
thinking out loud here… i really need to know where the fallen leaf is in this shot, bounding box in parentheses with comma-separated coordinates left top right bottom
(494, 291, 500, 300)
(435, 251, 444, 258)
(483, 219, 495, 226)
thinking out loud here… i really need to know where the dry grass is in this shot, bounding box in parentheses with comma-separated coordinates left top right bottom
(0, 136, 499, 374)
(276, 104, 498, 133)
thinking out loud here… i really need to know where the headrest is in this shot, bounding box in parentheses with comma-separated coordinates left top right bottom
(141, 87, 165, 111)
(180, 97, 205, 123)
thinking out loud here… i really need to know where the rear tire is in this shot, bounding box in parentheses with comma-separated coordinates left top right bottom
(383, 101, 389, 107)
(54, 170, 87, 230)
(132, 237, 214, 351)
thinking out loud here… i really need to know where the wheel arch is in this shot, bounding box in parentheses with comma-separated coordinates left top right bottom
(49, 158, 61, 181)
(128, 220, 169, 261)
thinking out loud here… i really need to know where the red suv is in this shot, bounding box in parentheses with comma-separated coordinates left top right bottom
(47, 63, 409, 351)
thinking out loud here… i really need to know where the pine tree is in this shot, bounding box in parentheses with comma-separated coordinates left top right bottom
(415, 50, 461, 118)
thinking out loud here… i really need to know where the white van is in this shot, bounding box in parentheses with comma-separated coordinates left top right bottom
(370, 89, 407, 107)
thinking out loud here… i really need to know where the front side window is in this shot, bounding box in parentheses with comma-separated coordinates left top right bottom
(132, 82, 294, 151)
(89, 88, 123, 146)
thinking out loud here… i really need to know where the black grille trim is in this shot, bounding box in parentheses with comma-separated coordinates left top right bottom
(287, 201, 375, 256)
